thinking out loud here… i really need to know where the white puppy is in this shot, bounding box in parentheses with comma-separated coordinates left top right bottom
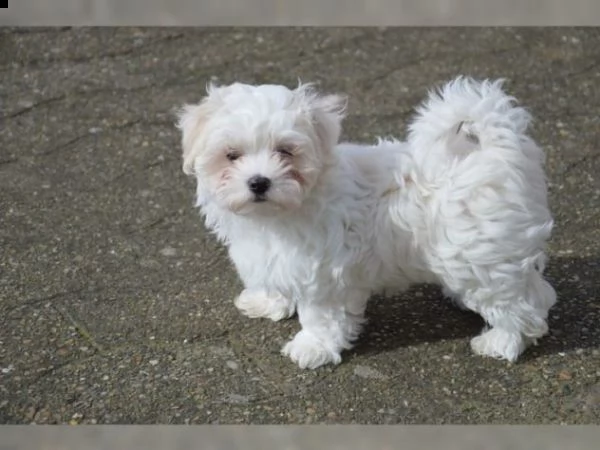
(177, 77, 556, 369)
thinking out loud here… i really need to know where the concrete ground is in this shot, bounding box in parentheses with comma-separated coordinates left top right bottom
(0, 27, 599, 425)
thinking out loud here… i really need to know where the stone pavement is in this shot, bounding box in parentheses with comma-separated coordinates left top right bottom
(0, 27, 599, 424)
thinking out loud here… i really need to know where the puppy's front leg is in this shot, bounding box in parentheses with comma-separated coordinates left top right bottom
(234, 288, 296, 322)
(229, 245, 296, 321)
(281, 287, 370, 369)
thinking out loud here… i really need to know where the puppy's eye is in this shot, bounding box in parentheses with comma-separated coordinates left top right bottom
(275, 145, 294, 157)
(226, 151, 241, 162)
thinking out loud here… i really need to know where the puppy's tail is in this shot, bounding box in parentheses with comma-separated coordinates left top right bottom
(407, 77, 541, 164)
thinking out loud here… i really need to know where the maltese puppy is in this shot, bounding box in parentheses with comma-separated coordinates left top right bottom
(177, 77, 556, 369)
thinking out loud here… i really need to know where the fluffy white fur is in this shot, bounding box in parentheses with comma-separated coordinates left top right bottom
(177, 77, 556, 369)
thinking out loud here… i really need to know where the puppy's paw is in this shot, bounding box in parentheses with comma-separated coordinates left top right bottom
(234, 289, 295, 321)
(470, 328, 526, 362)
(281, 330, 342, 369)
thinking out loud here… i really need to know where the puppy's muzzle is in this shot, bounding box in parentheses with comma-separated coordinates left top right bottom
(248, 175, 271, 201)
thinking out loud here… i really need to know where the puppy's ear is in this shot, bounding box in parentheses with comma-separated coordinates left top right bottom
(176, 84, 221, 175)
(295, 83, 347, 150)
(311, 93, 347, 149)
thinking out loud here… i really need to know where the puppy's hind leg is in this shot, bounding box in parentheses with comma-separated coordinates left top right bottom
(468, 269, 556, 362)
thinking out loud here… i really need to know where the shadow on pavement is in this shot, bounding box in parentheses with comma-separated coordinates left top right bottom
(352, 256, 599, 360)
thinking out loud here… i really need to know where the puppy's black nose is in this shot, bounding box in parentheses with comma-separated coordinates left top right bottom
(247, 175, 271, 195)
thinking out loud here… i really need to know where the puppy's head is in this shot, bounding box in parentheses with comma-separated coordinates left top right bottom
(177, 82, 346, 215)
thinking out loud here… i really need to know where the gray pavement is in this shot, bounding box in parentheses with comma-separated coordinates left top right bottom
(0, 27, 599, 424)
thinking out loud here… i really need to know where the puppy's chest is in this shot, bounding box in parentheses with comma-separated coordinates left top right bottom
(230, 235, 322, 294)
(265, 236, 324, 279)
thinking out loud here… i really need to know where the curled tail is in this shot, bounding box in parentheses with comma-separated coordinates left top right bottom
(407, 77, 543, 165)
(406, 76, 554, 272)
